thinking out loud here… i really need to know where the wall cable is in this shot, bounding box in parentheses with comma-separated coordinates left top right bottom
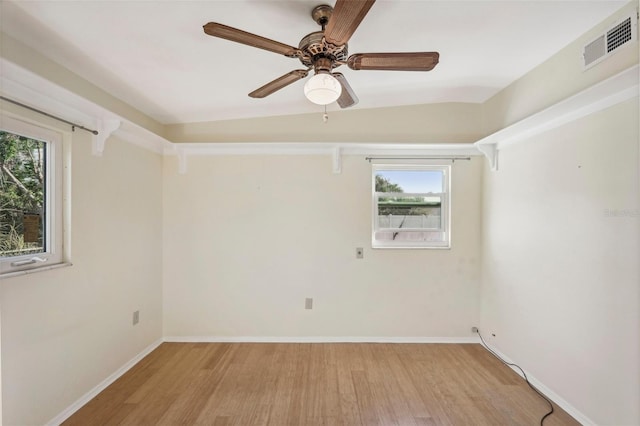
(475, 328, 555, 425)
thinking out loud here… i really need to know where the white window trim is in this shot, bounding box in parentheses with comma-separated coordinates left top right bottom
(372, 163, 451, 249)
(0, 116, 67, 275)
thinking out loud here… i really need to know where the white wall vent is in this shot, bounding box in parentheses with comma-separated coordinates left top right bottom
(583, 12, 638, 69)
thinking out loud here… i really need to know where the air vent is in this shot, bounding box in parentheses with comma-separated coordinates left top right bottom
(583, 35, 606, 67)
(583, 12, 638, 70)
(607, 17, 633, 52)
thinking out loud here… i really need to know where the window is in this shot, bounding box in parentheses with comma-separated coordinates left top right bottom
(372, 164, 450, 249)
(0, 117, 64, 274)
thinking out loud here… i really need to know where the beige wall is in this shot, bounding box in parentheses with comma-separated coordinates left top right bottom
(0, 108, 164, 424)
(482, 1, 638, 134)
(479, 3, 639, 424)
(0, 1, 637, 424)
(165, 102, 483, 144)
(480, 99, 639, 425)
(163, 155, 483, 338)
(0, 28, 165, 137)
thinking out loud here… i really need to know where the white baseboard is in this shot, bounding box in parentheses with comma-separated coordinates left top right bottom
(46, 338, 163, 426)
(481, 343, 595, 426)
(163, 336, 481, 344)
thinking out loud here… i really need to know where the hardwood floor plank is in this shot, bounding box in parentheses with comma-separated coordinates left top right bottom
(267, 346, 298, 425)
(65, 343, 580, 426)
(334, 344, 363, 426)
(361, 344, 413, 426)
(385, 345, 432, 419)
(119, 393, 178, 426)
(400, 346, 455, 425)
(212, 415, 232, 425)
(351, 369, 381, 425)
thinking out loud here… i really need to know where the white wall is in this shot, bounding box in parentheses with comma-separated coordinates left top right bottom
(480, 98, 639, 425)
(0, 110, 164, 425)
(479, 3, 639, 423)
(163, 155, 483, 339)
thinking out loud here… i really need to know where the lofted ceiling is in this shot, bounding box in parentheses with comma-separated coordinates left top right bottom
(0, 0, 628, 125)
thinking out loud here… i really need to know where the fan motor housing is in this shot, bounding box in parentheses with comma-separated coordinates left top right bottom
(298, 31, 348, 69)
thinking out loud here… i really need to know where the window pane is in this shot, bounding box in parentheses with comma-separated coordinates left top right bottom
(375, 170, 443, 193)
(374, 230, 446, 242)
(375, 169, 444, 232)
(377, 194, 442, 230)
(0, 131, 46, 258)
(372, 166, 449, 249)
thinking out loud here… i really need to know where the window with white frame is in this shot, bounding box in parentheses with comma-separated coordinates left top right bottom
(372, 164, 450, 249)
(0, 117, 64, 274)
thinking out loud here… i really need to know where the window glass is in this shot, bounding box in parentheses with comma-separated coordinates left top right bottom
(0, 131, 47, 258)
(0, 118, 64, 275)
(373, 165, 450, 249)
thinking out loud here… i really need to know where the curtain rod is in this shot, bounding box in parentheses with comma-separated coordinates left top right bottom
(0, 95, 99, 135)
(366, 156, 471, 162)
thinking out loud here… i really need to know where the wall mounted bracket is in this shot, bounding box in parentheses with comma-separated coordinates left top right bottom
(475, 143, 498, 171)
(92, 119, 121, 156)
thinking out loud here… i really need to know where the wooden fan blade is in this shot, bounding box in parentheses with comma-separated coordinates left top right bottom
(203, 22, 300, 57)
(324, 0, 375, 46)
(248, 69, 309, 98)
(347, 52, 440, 71)
(333, 73, 359, 108)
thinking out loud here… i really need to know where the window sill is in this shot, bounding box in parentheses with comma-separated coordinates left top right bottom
(0, 262, 73, 279)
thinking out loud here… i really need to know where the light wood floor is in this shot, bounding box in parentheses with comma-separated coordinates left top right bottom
(64, 343, 579, 425)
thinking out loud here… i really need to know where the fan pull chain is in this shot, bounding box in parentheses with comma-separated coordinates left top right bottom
(323, 105, 329, 124)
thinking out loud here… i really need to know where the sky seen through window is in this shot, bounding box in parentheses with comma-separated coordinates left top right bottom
(376, 170, 443, 194)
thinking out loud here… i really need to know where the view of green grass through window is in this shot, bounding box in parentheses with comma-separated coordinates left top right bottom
(0, 131, 46, 258)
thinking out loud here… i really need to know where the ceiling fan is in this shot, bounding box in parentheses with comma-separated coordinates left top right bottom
(203, 0, 439, 108)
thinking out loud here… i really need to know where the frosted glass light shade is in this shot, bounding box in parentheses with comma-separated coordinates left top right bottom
(304, 73, 342, 105)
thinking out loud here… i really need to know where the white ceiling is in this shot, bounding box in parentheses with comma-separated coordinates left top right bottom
(0, 0, 628, 124)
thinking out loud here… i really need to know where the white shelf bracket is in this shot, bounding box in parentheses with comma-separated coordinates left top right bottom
(92, 119, 121, 156)
(476, 143, 498, 171)
(332, 147, 342, 174)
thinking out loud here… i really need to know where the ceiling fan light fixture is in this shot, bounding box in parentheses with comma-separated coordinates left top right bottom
(204, 1, 440, 108)
(304, 73, 342, 105)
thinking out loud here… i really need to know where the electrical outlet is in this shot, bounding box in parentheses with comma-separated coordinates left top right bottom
(356, 247, 364, 259)
(471, 326, 478, 333)
(133, 310, 140, 325)
(305, 298, 313, 310)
